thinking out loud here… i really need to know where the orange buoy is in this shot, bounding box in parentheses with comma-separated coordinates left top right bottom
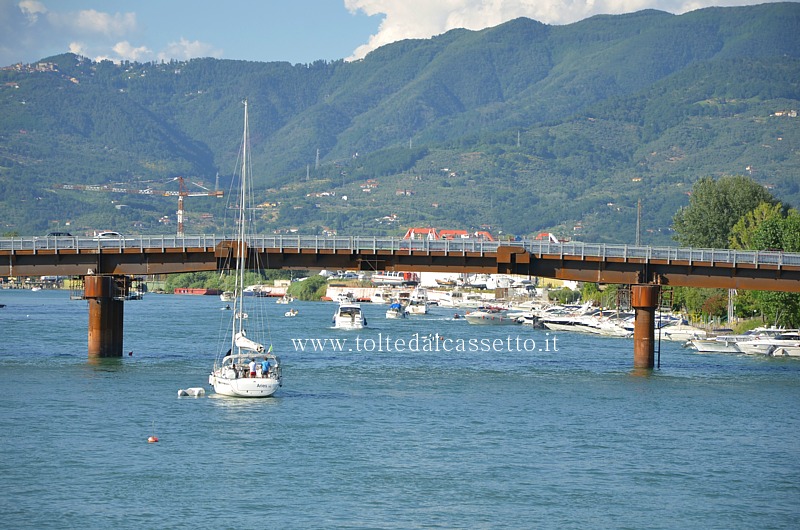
(147, 436, 159, 443)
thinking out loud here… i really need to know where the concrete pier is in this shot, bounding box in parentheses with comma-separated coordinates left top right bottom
(85, 275, 127, 357)
(631, 284, 661, 369)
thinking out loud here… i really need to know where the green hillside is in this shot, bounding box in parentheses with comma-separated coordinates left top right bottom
(0, 3, 798, 244)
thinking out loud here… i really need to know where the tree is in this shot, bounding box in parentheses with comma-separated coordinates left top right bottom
(747, 209, 800, 327)
(729, 202, 784, 249)
(672, 175, 777, 248)
(286, 275, 328, 301)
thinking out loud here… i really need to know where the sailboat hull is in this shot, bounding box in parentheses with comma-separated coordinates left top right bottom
(210, 375, 280, 397)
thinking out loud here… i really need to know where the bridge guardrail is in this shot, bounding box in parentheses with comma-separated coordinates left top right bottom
(2, 235, 800, 268)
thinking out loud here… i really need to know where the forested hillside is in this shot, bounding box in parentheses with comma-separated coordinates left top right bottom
(0, 3, 798, 244)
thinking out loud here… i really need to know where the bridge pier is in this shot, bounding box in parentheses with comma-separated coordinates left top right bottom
(631, 284, 661, 369)
(84, 275, 127, 357)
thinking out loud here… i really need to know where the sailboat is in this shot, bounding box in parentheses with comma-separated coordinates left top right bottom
(208, 100, 282, 398)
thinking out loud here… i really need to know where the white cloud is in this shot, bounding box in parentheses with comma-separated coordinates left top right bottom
(157, 38, 223, 62)
(18, 0, 47, 24)
(113, 41, 152, 62)
(48, 8, 138, 36)
(343, 0, 785, 60)
(67, 41, 86, 56)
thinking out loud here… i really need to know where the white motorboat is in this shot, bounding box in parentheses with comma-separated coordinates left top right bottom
(464, 309, 517, 325)
(771, 345, 800, 357)
(371, 289, 392, 304)
(276, 295, 294, 304)
(371, 271, 419, 286)
(657, 323, 708, 341)
(433, 290, 485, 308)
(385, 301, 407, 319)
(243, 284, 271, 297)
(406, 287, 429, 315)
(208, 101, 282, 398)
(220, 291, 234, 302)
(689, 336, 746, 353)
(335, 291, 355, 304)
(284, 308, 298, 317)
(688, 328, 783, 353)
(737, 331, 800, 356)
(333, 302, 367, 329)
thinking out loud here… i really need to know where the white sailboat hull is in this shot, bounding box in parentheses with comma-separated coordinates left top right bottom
(210, 374, 280, 397)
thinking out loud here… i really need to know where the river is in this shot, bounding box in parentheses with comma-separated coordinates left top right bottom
(1, 289, 798, 528)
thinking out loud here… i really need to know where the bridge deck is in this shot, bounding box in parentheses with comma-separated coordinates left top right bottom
(2, 235, 799, 291)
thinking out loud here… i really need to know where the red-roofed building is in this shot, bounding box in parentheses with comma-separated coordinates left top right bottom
(403, 227, 439, 240)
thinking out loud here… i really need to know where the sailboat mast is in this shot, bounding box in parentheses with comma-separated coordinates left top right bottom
(235, 100, 249, 338)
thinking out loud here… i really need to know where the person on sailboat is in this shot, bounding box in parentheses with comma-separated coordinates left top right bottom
(261, 357, 270, 377)
(248, 359, 257, 378)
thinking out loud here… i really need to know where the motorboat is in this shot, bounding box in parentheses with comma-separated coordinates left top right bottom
(333, 303, 367, 329)
(284, 308, 299, 317)
(658, 323, 708, 342)
(243, 284, 271, 297)
(406, 287, 429, 315)
(220, 291, 234, 302)
(464, 308, 518, 325)
(385, 301, 407, 319)
(335, 291, 355, 304)
(688, 328, 783, 353)
(737, 331, 800, 356)
(371, 289, 392, 304)
(771, 344, 800, 357)
(208, 101, 282, 398)
(688, 336, 746, 353)
(371, 271, 419, 286)
(276, 295, 294, 304)
(433, 290, 485, 308)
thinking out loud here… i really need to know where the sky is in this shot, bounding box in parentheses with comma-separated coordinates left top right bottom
(0, 0, 790, 67)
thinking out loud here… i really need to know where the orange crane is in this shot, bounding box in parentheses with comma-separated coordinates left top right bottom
(53, 177, 223, 236)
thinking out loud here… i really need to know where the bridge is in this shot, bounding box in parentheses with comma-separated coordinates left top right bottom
(3, 234, 800, 368)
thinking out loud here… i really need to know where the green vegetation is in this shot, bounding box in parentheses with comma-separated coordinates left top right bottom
(672, 176, 778, 248)
(0, 4, 798, 242)
(669, 175, 800, 327)
(286, 275, 328, 301)
(164, 270, 293, 293)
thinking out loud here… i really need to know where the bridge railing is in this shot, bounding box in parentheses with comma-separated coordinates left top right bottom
(2, 234, 800, 268)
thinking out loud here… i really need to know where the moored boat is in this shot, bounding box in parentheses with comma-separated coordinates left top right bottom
(371, 289, 393, 304)
(371, 271, 419, 286)
(737, 331, 800, 356)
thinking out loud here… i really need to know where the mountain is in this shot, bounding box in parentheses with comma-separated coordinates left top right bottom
(0, 3, 798, 245)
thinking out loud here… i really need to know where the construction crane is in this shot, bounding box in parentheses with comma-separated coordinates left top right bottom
(53, 177, 223, 236)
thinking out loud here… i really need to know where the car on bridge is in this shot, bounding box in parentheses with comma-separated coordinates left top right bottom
(93, 231, 123, 240)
